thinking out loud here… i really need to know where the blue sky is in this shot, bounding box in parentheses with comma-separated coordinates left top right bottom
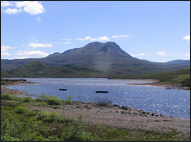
(1, 1, 190, 62)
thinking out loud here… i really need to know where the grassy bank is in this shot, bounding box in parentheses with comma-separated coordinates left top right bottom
(1, 94, 190, 141)
(112, 67, 190, 87)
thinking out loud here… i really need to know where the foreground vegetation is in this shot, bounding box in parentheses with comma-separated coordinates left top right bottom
(1, 94, 190, 141)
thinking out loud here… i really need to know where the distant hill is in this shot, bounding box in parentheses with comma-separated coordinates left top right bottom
(1, 42, 189, 78)
(167, 60, 190, 66)
(9, 62, 109, 78)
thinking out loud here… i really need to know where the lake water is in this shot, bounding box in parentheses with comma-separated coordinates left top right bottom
(6, 78, 190, 120)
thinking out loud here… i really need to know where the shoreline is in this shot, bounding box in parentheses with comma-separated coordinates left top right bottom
(127, 81, 190, 90)
(26, 101, 190, 137)
(1, 80, 38, 95)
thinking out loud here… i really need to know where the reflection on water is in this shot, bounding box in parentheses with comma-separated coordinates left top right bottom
(6, 78, 190, 119)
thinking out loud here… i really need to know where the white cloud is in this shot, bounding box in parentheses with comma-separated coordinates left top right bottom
(61, 38, 72, 40)
(35, 17, 41, 22)
(97, 36, 110, 41)
(1, 45, 15, 57)
(16, 50, 49, 57)
(75, 36, 110, 41)
(84, 36, 92, 40)
(3, 8, 22, 14)
(1, 52, 11, 56)
(1, 1, 13, 7)
(157, 51, 166, 56)
(15, 1, 45, 15)
(183, 35, 190, 41)
(1, 45, 15, 52)
(138, 53, 145, 56)
(28, 43, 53, 48)
(63, 42, 71, 44)
(112, 35, 129, 38)
(75, 38, 84, 41)
(185, 54, 190, 56)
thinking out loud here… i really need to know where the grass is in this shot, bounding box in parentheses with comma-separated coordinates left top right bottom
(125, 67, 190, 87)
(1, 94, 190, 141)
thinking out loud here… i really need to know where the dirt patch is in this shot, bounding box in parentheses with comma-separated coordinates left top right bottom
(1, 81, 38, 86)
(1, 87, 28, 95)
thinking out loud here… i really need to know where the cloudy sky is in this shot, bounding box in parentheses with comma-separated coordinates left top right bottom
(1, 1, 190, 62)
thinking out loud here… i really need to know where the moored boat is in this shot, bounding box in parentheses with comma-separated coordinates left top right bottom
(95, 91, 108, 93)
(59, 88, 67, 91)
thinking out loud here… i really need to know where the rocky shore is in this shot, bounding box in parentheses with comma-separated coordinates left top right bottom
(27, 101, 190, 138)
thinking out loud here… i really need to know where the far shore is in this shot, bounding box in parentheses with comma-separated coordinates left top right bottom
(127, 81, 190, 90)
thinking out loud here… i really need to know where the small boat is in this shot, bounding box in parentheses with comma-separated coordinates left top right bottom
(59, 88, 67, 91)
(95, 91, 108, 93)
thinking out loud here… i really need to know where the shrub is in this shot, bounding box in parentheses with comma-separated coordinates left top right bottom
(1, 113, 41, 141)
(37, 111, 65, 123)
(47, 96, 61, 105)
(15, 106, 29, 114)
(61, 115, 100, 141)
(23, 96, 33, 102)
(1, 94, 11, 100)
(105, 128, 129, 138)
(36, 94, 48, 101)
(96, 97, 113, 106)
(38, 102, 47, 106)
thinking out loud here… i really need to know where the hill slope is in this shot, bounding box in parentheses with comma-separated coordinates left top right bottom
(9, 62, 109, 78)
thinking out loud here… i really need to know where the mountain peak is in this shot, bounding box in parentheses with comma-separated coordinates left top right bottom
(64, 41, 132, 58)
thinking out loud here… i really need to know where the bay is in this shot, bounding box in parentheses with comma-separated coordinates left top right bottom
(6, 78, 190, 120)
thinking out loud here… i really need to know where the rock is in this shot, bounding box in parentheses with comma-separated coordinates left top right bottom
(113, 104, 119, 107)
(121, 111, 125, 114)
(151, 113, 155, 116)
(121, 106, 130, 110)
(142, 111, 146, 114)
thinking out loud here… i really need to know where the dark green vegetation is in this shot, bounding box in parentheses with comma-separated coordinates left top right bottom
(125, 67, 190, 87)
(3, 62, 109, 78)
(1, 69, 13, 78)
(1, 94, 189, 141)
(1, 78, 26, 84)
(1, 42, 189, 78)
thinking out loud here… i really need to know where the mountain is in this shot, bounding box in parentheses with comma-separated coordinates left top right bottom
(1, 42, 189, 78)
(167, 60, 190, 66)
(2, 42, 133, 70)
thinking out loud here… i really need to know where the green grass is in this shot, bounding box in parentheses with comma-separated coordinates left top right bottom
(1, 94, 190, 141)
(125, 67, 190, 87)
